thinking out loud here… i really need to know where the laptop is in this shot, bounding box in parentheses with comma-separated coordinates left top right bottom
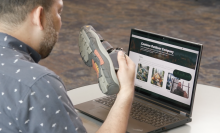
(75, 28, 203, 133)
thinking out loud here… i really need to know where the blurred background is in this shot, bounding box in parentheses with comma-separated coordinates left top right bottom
(39, 0, 220, 91)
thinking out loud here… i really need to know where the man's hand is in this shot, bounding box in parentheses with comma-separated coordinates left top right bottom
(183, 91, 188, 98)
(117, 51, 136, 93)
(96, 51, 136, 133)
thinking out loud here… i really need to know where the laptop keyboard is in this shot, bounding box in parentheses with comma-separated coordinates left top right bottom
(95, 95, 180, 127)
(95, 95, 117, 107)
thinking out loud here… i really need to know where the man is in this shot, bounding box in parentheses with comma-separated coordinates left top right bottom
(173, 82, 188, 98)
(0, 0, 135, 133)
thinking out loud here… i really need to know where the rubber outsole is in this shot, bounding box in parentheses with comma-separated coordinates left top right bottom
(79, 26, 119, 95)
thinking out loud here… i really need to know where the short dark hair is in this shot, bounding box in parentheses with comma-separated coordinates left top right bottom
(0, 0, 54, 26)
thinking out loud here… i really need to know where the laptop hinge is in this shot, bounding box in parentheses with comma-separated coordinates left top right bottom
(180, 111, 186, 116)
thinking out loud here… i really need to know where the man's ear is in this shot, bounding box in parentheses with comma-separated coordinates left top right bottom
(32, 6, 45, 30)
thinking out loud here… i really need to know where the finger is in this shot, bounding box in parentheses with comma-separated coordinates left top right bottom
(117, 51, 127, 68)
(124, 54, 135, 68)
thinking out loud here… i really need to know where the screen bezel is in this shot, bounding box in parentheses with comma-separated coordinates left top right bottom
(128, 28, 203, 117)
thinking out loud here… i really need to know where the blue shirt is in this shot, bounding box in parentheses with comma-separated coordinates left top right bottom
(0, 33, 87, 133)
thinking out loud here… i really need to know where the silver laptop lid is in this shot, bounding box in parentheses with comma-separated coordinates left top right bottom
(128, 29, 203, 117)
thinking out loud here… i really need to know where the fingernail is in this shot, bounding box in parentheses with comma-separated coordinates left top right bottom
(119, 51, 124, 56)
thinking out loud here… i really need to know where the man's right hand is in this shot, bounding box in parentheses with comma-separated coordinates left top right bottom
(96, 51, 136, 133)
(117, 51, 136, 93)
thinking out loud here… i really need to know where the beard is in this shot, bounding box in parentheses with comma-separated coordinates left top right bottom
(39, 13, 58, 59)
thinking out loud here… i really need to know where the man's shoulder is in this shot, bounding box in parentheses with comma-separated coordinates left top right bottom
(0, 54, 57, 87)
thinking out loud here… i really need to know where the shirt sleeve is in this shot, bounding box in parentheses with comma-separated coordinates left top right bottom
(15, 74, 87, 133)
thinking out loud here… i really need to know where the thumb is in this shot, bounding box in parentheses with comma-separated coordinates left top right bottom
(117, 51, 127, 68)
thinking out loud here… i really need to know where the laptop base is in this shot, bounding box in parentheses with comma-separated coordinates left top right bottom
(75, 96, 191, 133)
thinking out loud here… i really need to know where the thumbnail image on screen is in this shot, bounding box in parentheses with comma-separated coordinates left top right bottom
(151, 68, 165, 87)
(166, 73, 189, 99)
(136, 63, 149, 82)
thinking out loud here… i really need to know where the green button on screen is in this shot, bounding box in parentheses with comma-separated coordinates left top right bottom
(173, 70, 192, 81)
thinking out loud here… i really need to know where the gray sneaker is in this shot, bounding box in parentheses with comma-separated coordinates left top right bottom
(79, 25, 120, 95)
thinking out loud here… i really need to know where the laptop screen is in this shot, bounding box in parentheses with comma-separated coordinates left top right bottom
(128, 29, 202, 115)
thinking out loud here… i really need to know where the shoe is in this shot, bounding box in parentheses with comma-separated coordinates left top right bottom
(79, 25, 120, 95)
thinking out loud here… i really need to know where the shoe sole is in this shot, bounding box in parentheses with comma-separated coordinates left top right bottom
(79, 26, 119, 95)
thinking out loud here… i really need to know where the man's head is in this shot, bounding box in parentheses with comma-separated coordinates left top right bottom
(0, 0, 63, 59)
(178, 82, 182, 88)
